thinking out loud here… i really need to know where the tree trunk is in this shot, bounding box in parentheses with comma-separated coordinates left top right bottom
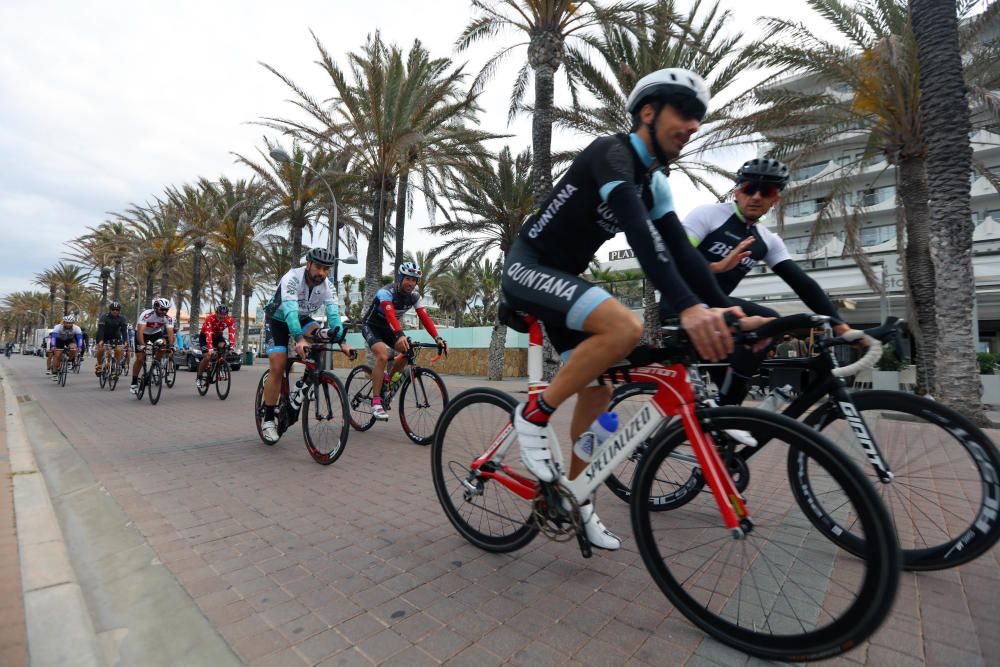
(144, 265, 155, 305)
(642, 279, 658, 344)
(99, 268, 110, 312)
(488, 322, 507, 381)
(48, 287, 56, 325)
(394, 166, 410, 269)
(290, 218, 305, 267)
(189, 239, 206, 335)
(232, 259, 245, 347)
(113, 255, 123, 302)
(897, 156, 937, 394)
(159, 260, 170, 297)
(242, 286, 252, 351)
(363, 183, 393, 305)
(528, 29, 561, 206)
(911, 0, 988, 426)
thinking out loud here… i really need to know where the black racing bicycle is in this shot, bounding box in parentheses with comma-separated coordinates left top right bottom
(604, 314, 1000, 571)
(345, 339, 448, 445)
(197, 341, 231, 400)
(254, 328, 354, 465)
(134, 340, 171, 405)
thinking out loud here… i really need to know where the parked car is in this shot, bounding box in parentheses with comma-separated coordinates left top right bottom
(22, 345, 36, 356)
(10, 344, 21, 354)
(171, 333, 241, 372)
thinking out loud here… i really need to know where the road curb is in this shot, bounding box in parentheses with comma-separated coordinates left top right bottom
(1, 367, 105, 667)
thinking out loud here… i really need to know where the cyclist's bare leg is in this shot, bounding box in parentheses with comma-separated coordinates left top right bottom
(197, 350, 213, 377)
(263, 351, 286, 406)
(96, 342, 105, 366)
(389, 338, 409, 376)
(53, 349, 62, 370)
(370, 342, 391, 395)
(542, 299, 642, 408)
(132, 349, 144, 377)
(568, 384, 614, 480)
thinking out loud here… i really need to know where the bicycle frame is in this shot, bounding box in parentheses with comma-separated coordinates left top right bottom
(469, 318, 751, 535)
(743, 333, 893, 482)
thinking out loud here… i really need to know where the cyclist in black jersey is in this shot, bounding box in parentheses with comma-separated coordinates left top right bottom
(502, 67, 769, 550)
(95, 301, 128, 376)
(678, 157, 853, 407)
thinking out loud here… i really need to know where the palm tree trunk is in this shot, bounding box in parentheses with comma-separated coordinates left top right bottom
(911, 0, 988, 425)
(48, 287, 56, 325)
(363, 184, 392, 304)
(897, 156, 937, 395)
(242, 286, 251, 351)
(62, 288, 70, 317)
(113, 255, 123, 302)
(232, 259, 245, 346)
(99, 269, 110, 311)
(189, 239, 206, 335)
(290, 218, 305, 267)
(394, 166, 410, 268)
(159, 261, 170, 296)
(144, 265, 155, 305)
(528, 30, 561, 206)
(488, 322, 507, 381)
(642, 279, 658, 344)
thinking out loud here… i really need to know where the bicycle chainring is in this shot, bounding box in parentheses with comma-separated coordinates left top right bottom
(532, 483, 581, 543)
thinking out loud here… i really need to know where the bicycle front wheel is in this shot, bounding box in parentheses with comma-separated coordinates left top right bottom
(147, 361, 163, 405)
(107, 360, 119, 391)
(215, 362, 231, 400)
(254, 370, 275, 445)
(99, 361, 108, 388)
(58, 359, 68, 386)
(399, 368, 448, 445)
(431, 388, 538, 553)
(302, 372, 350, 465)
(345, 365, 376, 431)
(632, 407, 900, 662)
(803, 389, 1000, 570)
(164, 358, 177, 388)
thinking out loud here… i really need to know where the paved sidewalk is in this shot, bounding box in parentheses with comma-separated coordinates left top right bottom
(0, 376, 27, 667)
(1, 355, 999, 666)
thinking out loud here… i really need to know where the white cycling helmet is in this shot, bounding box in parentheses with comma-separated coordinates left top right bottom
(398, 261, 422, 280)
(62, 314, 76, 323)
(626, 68, 711, 122)
(152, 297, 170, 310)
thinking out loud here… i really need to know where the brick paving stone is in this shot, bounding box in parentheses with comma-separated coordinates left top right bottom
(248, 646, 310, 667)
(4, 360, 999, 667)
(316, 647, 375, 666)
(0, 378, 26, 667)
(380, 645, 438, 666)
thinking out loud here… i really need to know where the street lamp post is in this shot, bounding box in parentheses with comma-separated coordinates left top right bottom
(268, 148, 357, 290)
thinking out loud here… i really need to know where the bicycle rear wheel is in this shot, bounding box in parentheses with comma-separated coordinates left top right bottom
(632, 407, 900, 662)
(302, 372, 350, 465)
(399, 368, 448, 445)
(215, 362, 231, 400)
(108, 359, 119, 391)
(431, 388, 539, 553)
(803, 389, 1000, 570)
(254, 371, 274, 445)
(98, 360, 108, 388)
(58, 358, 68, 386)
(345, 365, 377, 431)
(164, 358, 177, 388)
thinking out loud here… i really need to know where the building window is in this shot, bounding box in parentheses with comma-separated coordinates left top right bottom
(786, 237, 811, 254)
(792, 161, 829, 181)
(986, 209, 1000, 222)
(860, 185, 895, 207)
(859, 225, 895, 246)
(786, 200, 817, 217)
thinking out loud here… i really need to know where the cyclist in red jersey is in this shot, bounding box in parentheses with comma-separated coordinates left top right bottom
(196, 305, 236, 391)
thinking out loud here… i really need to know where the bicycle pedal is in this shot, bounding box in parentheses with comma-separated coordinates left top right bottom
(576, 527, 593, 559)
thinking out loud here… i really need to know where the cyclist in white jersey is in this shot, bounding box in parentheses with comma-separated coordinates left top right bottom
(130, 298, 176, 395)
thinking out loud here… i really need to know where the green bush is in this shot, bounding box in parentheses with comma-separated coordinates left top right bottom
(876, 345, 907, 372)
(977, 352, 1000, 374)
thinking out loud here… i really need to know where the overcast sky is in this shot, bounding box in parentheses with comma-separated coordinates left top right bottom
(0, 0, 831, 303)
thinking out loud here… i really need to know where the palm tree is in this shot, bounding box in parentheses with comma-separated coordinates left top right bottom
(910, 0, 989, 424)
(558, 0, 751, 193)
(32, 267, 60, 325)
(457, 0, 641, 205)
(433, 261, 477, 328)
(208, 177, 271, 346)
(165, 181, 217, 335)
(718, 0, 998, 395)
(50, 262, 89, 316)
(431, 146, 534, 378)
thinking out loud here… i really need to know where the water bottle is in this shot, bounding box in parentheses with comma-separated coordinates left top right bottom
(759, 384, 793, 413)
(289, 378, 306, 411)
(573, 412, 619, 462)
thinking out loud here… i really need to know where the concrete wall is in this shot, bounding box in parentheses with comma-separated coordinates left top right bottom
(331, 347, 528, 377)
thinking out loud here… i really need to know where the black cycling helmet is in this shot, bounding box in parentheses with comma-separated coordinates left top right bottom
(216, 304, 230, 315)
(626, 68, 710, 167)
(306, 247, 336, 267)
(108, 301, 122, 310)
(736, 158, 790, 190)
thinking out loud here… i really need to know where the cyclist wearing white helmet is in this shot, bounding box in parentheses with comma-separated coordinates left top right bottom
(48, 313, 83, 380)
(130, 298, 176, 394)
(259, 248, 353, 443)
(360, 261, 446, 421)
(500, 67, 769, 551)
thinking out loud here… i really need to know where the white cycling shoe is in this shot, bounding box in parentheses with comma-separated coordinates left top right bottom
(129, 383, 139, 395)
(371, 403, 389, 421)
(703, 398, 758, 447)
(260, 420, 280, 443)
(514, 403, 558, 482)
(579, 502, 621, 551)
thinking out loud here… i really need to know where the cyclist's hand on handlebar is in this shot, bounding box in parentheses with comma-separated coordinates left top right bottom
(680, 305, 735, 361)
(293, 338, 310, 359)
(834, 322, 869, 347)
(435, 337, 448, 355)
(339, 342, 356, 359)
(396, 334, 412, 352)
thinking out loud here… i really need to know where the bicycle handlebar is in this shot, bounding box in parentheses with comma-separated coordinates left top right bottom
(829, 330, 882, 378)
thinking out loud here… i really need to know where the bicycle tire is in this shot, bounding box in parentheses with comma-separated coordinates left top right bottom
(58, 357, 68, 387)
(254, 371, 274, 445)
(215, 361, 231, 400)
(399, 368, 448, 445)
(431, 388, 539, 553)
(801, 389, 1000, 570)
(135, 359, 147, 400)
(98, 361, 108, 388)
(108, 359, 119, 391)
(164, 358, 176, 388)
(302, 372, 350, 465)
(147, 360, 163, 405)
(345, 365, 377, 431)
(632, 406, 900, 661)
